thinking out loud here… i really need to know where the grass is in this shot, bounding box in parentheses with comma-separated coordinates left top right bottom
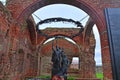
(67, 76, 75, 80)
(37, 75, 75, 80)
(96, 72, 103, 80)
(38, 75, 51, 79)
(36, 73, 103, 80)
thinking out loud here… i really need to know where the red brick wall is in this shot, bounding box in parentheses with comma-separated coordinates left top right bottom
(0, 2, 38, 79)
(0, 0, 120, 80)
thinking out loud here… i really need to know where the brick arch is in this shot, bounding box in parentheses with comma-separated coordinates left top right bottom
(40, 35, 81, 49)
(7, 0, 106, 51)
(83, 18, 95, 47)
(7, 0, 106, 54)
(41, 38, 80, 56)
(26, 18, 37, 45)
(38, 35, 81, 60)
(37, 29, 83, 45)
(6, 0, 112, 79)
(7, 0, 105, 32)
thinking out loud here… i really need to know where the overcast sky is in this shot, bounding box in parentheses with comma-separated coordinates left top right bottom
(0, 0, 6, 5)
(0, 1, 102, 66)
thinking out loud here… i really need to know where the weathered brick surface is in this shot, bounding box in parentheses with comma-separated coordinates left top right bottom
(0, 3, 38, 80)
(0, 0, 120, 80)
(0, 2, 13, 80)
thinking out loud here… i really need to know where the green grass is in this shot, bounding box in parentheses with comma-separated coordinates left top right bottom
(37, 75, 75, 80)
(36, 73, 103, 80)
(38, 75, 51, 79)
(96, 72, 103, 80)
(67, 76, 75, 80)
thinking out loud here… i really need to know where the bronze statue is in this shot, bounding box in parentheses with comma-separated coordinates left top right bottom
(51, 39, 69, 80)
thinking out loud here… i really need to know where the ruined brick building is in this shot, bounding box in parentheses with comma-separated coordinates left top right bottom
(0, 0, 120, 80)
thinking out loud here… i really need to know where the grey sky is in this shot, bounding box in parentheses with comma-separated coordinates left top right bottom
(0, 0, 6, 5)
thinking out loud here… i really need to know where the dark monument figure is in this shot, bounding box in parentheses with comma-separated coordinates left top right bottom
(61, 50, 69, 80)
(51, 39, 69, 80)
(51, 41, 62, 77)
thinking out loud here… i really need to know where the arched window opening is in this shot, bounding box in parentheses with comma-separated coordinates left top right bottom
(32, 4, 89, 30)
(43, 36, 77, 45)
(93, 25, 103, 79)
(70, 57, 79, 69)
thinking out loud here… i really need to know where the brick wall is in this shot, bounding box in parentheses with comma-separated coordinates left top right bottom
(0, 0, 120, 79)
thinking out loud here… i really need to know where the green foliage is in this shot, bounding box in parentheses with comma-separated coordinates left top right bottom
(67, 76, 75, 80)
(38, 75, 75, 80)
(96, 72, 103, 80)
(38, 75, 51, 79)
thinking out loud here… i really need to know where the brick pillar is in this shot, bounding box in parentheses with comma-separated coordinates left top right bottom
(82, 49, 95, 78)
(0, 2, 20, 79)
(100, 31, 113, 80)
(79, 33, 96, 78)
(79, 51, 85, 78)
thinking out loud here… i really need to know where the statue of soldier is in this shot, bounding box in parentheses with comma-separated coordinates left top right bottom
(61, 50, 69, 80)
(51, 39, 70, 80)
(51, 41, 62, 77)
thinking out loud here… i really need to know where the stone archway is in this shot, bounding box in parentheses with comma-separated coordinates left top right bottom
(6, 0, 113, 79)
